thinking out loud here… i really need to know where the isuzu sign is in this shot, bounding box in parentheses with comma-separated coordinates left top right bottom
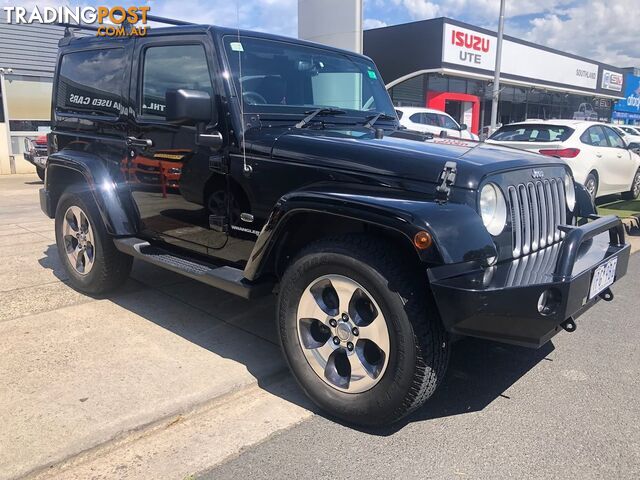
(442, 23, 599, 90)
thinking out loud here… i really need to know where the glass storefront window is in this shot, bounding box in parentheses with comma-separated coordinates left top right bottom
(389, 74, 424, 106)
(388, 74, 614, 126)
(427, 74, 447, 93)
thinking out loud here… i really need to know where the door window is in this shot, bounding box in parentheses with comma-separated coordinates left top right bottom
(602, 126, 626, 148)
(141, 44, 212, 118)
(580, 126, 608, 146)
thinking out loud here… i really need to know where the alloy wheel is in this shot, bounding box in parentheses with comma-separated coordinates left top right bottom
(633, 171, 640, 198)
(586, 177, 597, 200)
(62, 205, 95, 275)
(296, 274, 390, 393)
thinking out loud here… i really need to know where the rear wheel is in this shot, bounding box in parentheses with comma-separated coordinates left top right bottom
(585, 172, 598, 200)
(277, 235, 449, 426)
(622, 169, 640, 200)
(55, 187, 132, 294)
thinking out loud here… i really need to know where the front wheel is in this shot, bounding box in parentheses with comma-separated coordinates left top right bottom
(36, 166, 45, 182)
(277, 235, 449, 426)
(622, 169, 640, 200)
(55, 186, 132, 294)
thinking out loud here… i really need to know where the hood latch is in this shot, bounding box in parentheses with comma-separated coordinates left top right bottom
(435, 161, 457, 203)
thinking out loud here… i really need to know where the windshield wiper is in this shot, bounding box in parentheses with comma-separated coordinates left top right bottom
(295, 108, 346, 128)
(364, 112, 397, 129)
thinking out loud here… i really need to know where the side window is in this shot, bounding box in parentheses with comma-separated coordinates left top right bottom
(141, 44, 212, 118)
(438, 114, 458, 130)
(56, 48, 126, 116)
(423, 113, 440, 126)
(603, 126, 625, 148)
(409, 113, 423, 124)
(581, 126, 608, 147)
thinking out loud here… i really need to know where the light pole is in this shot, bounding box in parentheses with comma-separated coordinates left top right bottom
(0, 67, 15, 174)
(489, 0, 506, 134)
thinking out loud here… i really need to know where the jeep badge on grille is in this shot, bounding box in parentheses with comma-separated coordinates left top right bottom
(532, 169, 545, 179)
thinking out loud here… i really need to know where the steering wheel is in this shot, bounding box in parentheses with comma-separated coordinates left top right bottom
(242, 91, 267, 105)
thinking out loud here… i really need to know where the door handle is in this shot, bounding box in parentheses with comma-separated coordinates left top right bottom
(596, 153, 603, 158)
(617, 153, 623, 158)
(126, 137, 153, 148)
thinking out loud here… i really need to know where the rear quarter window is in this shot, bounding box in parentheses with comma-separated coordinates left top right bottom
(55, 48, 127, 116)
(490, 124, 574, 142)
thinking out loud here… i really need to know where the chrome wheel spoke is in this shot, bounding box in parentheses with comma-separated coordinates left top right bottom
(347, 351, 372, 384)
(298, 288, 333, 325)
(357, 316, 389, 352)
(330, 277, 357, 315)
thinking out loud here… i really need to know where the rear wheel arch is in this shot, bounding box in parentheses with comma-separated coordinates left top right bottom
(47, 164, 87, 216)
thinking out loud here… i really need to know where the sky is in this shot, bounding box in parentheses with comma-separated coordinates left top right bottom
(2, 0, 638, 67)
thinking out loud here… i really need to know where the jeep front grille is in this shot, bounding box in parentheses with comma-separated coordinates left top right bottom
(507, 178, 566, 258)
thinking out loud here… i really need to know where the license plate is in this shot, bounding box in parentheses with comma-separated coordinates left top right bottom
(589, 257, 618, 299)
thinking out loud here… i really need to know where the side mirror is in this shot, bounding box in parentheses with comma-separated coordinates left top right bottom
(627, 142, 640, 151)
(165, 89, 216, 125)
(459, 123, 468, 131)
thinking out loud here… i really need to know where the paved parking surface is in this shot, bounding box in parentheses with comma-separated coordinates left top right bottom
(202, 253, 640, 480)
(1, 174, 638, 479)
(0, 175, 311, 480)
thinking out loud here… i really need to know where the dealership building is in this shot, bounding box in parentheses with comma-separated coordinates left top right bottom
(0, 10, 72, 175)
(364, 18, 628, 136)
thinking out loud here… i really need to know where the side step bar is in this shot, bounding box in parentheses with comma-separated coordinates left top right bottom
(114, 237, 273, 299)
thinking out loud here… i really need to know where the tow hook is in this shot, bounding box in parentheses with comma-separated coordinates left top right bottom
(561, 318, 577, 333)
(599, 288, 614, 302)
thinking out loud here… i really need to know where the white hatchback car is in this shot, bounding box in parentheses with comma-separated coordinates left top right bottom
(396, 107, 479, 141)
(487, 120, 640, 200)
(611, 125, 640, 145)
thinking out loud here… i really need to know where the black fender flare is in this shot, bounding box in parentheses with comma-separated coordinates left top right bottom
(574, 182, 596, 217)
(46, 151, 139, 236)
(243, 187, 496, 281)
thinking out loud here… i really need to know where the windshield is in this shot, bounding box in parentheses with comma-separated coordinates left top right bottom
(223, 35, 396, 119)
(490, 124, 574, 142)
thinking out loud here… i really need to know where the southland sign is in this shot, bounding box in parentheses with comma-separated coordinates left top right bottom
(442, 22, 600, 90)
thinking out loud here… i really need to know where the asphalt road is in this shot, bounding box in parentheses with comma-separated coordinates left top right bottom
(200, 254, 640, 480)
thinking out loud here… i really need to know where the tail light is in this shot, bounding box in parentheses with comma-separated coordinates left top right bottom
(539, 148, 580, 158)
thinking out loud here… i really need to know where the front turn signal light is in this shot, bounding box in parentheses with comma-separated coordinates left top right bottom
(414, 231, 433, 250)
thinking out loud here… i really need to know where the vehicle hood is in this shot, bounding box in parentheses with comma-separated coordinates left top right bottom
(253, 127, 566, 190)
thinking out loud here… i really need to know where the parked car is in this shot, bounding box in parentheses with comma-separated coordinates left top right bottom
(611, 125, 640, 145)
(39, 18, 630, 426)
(617, 125, 640, 137)
(487, 120, 640, 200)
(396, 106, 479, 140)
(23, 134, 48, 181)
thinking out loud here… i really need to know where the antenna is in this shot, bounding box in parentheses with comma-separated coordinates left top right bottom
(236, 1, 250, 175)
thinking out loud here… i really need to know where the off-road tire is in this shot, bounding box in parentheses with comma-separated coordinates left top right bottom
(277, 235, 449, 426)
(622, 169, 640, 200)
(55, 186, 132, 294)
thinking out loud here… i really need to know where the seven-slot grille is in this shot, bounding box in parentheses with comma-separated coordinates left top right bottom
(507, 178, 567, 258)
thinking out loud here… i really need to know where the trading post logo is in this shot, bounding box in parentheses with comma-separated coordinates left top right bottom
(1, 5, 151, 37)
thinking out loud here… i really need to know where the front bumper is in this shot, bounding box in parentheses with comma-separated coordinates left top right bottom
(24, 151, 47, 168)
(428, 215, 630, 348)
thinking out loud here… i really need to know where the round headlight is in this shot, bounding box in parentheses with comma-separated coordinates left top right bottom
(564, 174, 576, 212)
(480, 183, 507, 236)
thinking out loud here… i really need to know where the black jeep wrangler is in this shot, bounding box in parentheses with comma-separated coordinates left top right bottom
(40, 17, 630, 426)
